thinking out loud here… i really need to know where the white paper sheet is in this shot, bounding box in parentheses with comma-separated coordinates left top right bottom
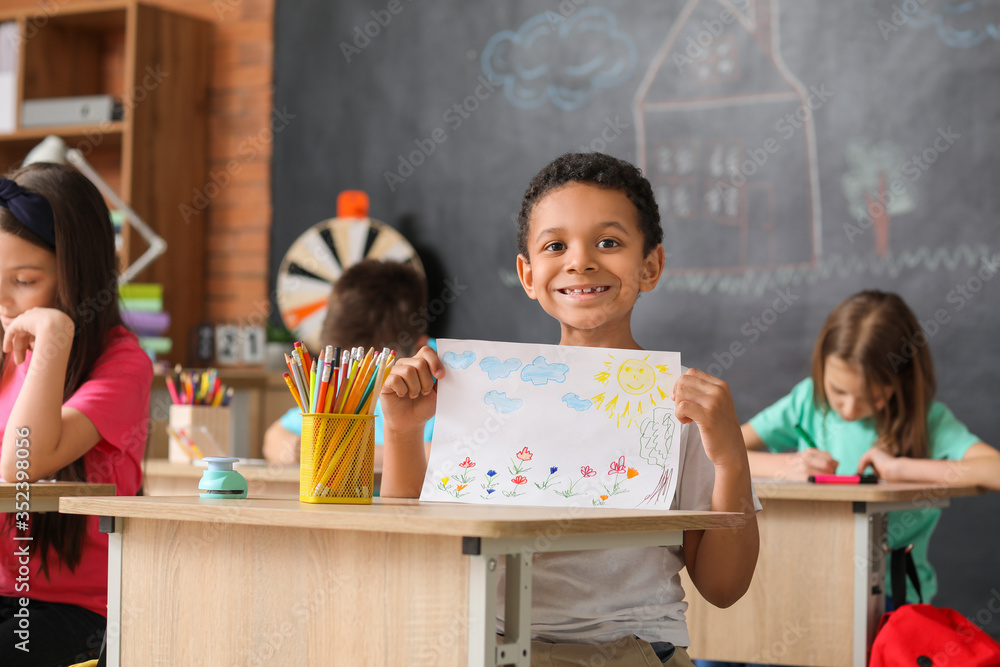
(420, 339, 682, 509)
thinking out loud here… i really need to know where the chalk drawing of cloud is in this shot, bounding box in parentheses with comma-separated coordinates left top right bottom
(479, 356, 522, 380)
(481, 8, 637, 111)
(484, 390, 523, 414)
(902, 1, 1000, 48)
(442, 351, 476, 369)
(562, 393, 593, 412)
(520, 356, 569, 385)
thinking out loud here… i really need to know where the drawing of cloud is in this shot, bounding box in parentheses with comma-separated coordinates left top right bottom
(562, 393, 593, 412)
(902, 1, 1000, 48)
(484, 390, 523, 414)
(479, 356, 522, 380)
(442, 351, 476, 369)
(520, 356, 569, 385)
(481, 8, 637, 111)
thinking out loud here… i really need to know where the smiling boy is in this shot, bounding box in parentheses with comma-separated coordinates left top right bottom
(381, 152, 759, 666)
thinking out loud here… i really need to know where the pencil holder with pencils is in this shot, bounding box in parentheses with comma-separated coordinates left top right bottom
(300, 413, 375, 504)
(167, 405, 233, 462)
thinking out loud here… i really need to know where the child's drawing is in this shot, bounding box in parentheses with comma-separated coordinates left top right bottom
(421, 339, 682, 509)
(593, 353, 673, 428)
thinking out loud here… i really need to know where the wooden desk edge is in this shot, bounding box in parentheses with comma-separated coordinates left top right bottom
(0, 482, 115, 498)
(59, 496, 744, 537)
(752, 479, 986, 502)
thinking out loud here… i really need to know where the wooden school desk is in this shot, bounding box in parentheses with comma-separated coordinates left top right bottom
(682, 480, 985, 667)
(0, 481, 114, 512)
(59, 496, 743, 667)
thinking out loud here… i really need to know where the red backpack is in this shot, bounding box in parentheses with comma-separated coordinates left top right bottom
(869, 549, 1000, 666)
(869, 604, 1000, 667)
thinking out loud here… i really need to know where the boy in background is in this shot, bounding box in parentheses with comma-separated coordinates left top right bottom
(263, 259, 435, 467)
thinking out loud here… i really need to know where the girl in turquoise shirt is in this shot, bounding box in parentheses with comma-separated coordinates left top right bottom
(696, 290, 1000, 667)
(743, 289, 999, 604)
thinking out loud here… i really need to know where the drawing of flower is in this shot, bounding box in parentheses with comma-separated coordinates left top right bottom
(556, 465, 597, 498)
(600, 494, 609, 501)
(482, 469, 500, 491)
(503, 475, 528, 497)
(437, 476, 452, 493)
(457, 456, 477, 483)
(509, 447, 534, 475)
(602, 456, 634, 498)
(482, 487, 497, 499)
(441, 477, 449, 485)
(457, 484, 467, 492)
(593, 494, 608, 506)
(535, 466, 561, 490)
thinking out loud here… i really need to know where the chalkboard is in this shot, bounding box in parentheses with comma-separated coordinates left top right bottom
(273, 0, 1000, 635)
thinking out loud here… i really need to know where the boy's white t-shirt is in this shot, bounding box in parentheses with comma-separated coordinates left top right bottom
(496, 417, 760, 647)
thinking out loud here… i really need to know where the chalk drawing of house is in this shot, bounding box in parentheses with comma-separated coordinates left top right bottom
(634, 0, 820, 273)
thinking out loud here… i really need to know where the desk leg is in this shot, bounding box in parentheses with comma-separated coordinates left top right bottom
(99, 516, 123, 667)
(468, 551, 531, 667)
(853, 509, 886, 667)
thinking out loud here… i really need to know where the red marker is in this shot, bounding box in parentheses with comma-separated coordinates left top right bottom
(808, 474, 879, 484)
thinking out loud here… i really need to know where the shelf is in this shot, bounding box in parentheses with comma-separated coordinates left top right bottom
(0, 122, 125, 142)
(0, 2, 211, 365)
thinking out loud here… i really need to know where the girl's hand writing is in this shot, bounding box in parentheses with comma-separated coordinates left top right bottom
(2, 307, 74, 365)
(379, 346, 444, 436)
(674, 368, 746, 468)
(775, 448, 839, 480)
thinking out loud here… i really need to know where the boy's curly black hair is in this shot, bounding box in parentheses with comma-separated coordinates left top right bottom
(516, 152, 662, 260)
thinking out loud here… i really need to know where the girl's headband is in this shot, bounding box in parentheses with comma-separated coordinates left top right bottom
(0, 178, 56, 248)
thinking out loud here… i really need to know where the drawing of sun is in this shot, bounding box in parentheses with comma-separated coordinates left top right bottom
(592, 354, 673, 428)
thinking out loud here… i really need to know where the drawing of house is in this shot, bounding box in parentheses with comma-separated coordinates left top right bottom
(634, 0, 821, 273)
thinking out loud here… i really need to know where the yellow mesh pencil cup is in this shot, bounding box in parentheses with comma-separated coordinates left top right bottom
(300, 413, 375, 504)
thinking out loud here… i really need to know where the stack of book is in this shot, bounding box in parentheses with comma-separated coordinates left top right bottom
(120, 283, 172, 359)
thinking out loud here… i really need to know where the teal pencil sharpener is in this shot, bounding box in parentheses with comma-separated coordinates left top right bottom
(198, 457, 248, 499)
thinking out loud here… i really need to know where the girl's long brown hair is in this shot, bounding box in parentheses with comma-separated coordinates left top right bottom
(1, 163, 126, 577)
(811, 290, 936, 459)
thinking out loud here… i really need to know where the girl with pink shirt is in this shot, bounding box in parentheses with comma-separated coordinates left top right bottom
(0, 163, 152, 666)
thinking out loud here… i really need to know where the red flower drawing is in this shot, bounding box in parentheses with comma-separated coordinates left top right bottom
(608, 456, 627, 475)
(580, 465, 597, 478)
(459, 456, 476, 469)
(511, 475, 528, 485)
(515, 447, 533, 462)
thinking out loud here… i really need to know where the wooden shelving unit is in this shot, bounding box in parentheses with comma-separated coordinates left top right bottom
(0, 1, 211, 364)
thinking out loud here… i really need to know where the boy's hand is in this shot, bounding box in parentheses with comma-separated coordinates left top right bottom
(379, 346, 445, 435)
(674, 368, 746, 468)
